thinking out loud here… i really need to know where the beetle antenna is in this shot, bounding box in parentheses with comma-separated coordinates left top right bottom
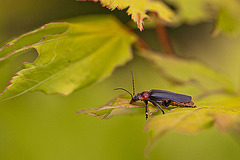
(131, 71, 135, 95)
(114, 88, 133, 99)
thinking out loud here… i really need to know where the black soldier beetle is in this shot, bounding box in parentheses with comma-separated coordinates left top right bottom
(114, 73, 196, 119)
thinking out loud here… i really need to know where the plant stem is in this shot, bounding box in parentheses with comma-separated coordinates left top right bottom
(136, 36, 151, 50)
(126, 26, 151, 50)
(153, 13, 175, 56)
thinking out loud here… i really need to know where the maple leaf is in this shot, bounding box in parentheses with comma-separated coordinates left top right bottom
(0, 15, 136, 101)
(78, 0, 175, 31)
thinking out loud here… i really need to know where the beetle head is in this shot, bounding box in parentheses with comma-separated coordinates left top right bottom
(130, 93, 141, 103)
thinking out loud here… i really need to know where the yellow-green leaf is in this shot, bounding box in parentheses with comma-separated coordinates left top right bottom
(77, 94, 167, 119)
(79, 0, 175, 31)
(165, 0, 240, 35)
(78, 51, 239, 156)
(79, 92, 240, 156)
(213, 2, 240, 36)
(144, 94, 240, 155)
(165, 0, 213, 24)
(78, 95, 143, 119)
(0, 15, 136, 101)
(138, 50, 234, 93)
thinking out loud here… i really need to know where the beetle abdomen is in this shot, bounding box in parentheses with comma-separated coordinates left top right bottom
(149, 89, 192, 103)
(170, 100, 194, 106)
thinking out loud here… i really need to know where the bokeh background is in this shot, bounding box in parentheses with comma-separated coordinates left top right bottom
(1, 0, 240, 160)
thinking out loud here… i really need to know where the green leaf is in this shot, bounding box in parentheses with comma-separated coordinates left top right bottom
(213, 3, 240, 36)
(138, 50, 234, 93)
(165, 0, 240, 35)
(78, 52, 240, 156)
(77, 94, 163, 119)
(0, 15, 136, 101)
(78, 0, 175, 31)
(144, 94, 240, 155)
(165, 0, 212, 24)
(77, 95, 143, 119)
(79, 92, 240, 156)
(0, 23, 68, 59)
(78, 93, 240, 138)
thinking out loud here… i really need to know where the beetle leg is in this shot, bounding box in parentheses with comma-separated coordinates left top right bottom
(149, 100, 165, 114)
(144, 100, 149, 120)
(162, 100, 171, 107)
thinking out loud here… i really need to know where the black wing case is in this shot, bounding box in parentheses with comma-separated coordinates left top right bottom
(148, 89, 192, 103)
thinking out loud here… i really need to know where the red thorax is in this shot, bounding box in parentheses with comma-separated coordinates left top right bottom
(138, 91, 149, 101)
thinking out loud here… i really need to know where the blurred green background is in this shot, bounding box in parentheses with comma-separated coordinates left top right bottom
(1, 0, 240, 160)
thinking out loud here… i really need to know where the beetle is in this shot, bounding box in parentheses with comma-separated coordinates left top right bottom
(114, 72, 196, 119)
